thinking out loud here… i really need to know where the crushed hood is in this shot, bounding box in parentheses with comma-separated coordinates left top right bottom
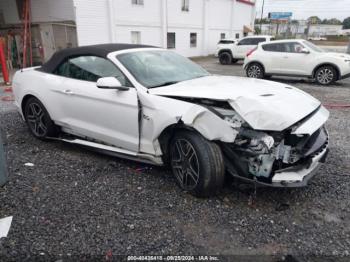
(149, 76, 321, 131)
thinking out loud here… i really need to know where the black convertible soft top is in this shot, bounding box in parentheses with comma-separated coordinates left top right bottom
(39, 43, 157, 73)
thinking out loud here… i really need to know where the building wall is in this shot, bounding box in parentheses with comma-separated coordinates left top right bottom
(0, 0, 75, 24)
(74, 0, 256, 57)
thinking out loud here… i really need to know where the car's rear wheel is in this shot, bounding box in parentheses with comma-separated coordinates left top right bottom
(246, 63, 264, 79)
(24, 97, 58, 139)
(315, 65, 337, 85)
(170, 131, 225, 197)
(219, 52, 232, 65)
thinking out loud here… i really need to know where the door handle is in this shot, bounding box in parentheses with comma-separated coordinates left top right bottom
(283, 56, 289, 59)
(63, 89, 74, 95)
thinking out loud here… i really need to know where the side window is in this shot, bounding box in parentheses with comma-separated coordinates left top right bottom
(251, 38, 267, 45)
(284, 42, 305, 53)
(238, 38, 252, 45)
(54, 56, 132, 86)
(218, 40, 235, 44)
(262, 43, 286, 52)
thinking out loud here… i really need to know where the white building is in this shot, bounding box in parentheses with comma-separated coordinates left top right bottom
(74, 0, 256, 57)
(0, 0, 256, 62)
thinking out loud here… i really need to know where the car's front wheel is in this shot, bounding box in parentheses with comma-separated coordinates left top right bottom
(246, 63, 264, 79)
(170, 131, 225, 197)
(24, 97, 58, 139)
(315, 65, 337, 85)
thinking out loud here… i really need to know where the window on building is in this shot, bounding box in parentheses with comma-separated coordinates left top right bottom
(182, 0, 189, 11)
(235, 33, 240, 39)
(190, 33, 197, 47)
(167, 32, 176, 49)
(54, 56, 132, 86)
(131, 31, 141, 44)
(220, 33, 226, 39)
(132, 0, 144, 5)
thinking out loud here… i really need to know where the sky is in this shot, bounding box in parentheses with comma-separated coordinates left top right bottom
(255, 0, 350, 20)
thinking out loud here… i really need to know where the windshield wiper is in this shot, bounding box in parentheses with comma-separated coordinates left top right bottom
(150, 81, 179, 88)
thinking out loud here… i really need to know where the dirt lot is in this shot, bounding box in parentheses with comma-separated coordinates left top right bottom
(0, 58, 350, 260)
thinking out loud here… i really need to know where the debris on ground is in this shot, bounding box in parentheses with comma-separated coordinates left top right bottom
(0, 216, 13, 238)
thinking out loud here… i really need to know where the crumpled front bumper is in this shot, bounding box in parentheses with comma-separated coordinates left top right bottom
(224, 126, 330, 188)
(270, 145, 329, 187)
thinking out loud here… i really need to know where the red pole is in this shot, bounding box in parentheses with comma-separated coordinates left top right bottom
(22, 0, 28, 68)
(0, 40, 10, 84)
(28, 0, 33, 66)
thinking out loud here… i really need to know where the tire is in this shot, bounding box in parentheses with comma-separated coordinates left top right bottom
(315, 65, 337, 85)
(169, 130, 225, 197)
(219, 52, 232, 65)
(24, 97, 58, 139)
(246, 63, 264, 79)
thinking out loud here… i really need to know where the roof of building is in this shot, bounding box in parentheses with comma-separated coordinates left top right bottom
(39, 43, 157, 73)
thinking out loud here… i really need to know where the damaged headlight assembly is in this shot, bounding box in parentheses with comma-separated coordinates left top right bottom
(210, 106, 305, 180)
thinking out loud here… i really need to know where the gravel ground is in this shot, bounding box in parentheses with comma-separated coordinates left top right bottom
(0, 59, 350, 260)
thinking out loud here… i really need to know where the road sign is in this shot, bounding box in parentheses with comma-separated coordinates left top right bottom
(268, 12, 293, 20)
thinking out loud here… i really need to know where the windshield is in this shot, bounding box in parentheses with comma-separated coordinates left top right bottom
(302, 41, 325, 53)
(117, 50, 210, 88)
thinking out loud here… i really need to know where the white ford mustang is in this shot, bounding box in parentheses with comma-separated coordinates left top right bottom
(13, 44, 330, 197)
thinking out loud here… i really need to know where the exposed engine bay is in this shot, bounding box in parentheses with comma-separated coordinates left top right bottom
(174, 97, 329, 186)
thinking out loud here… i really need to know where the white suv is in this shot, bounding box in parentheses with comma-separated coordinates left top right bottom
(217, 35, 274, 65)
(244, 39, 350, 85)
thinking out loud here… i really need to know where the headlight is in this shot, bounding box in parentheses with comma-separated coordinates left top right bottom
(211, 107, 245, 127)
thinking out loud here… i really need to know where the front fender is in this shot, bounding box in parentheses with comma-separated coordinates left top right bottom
(137, 92, 238, 156)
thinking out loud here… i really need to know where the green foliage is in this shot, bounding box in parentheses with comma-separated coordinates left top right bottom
(322, 18, 342, 25)
(254, 18, 269, 24)
(343, 17, 350, 29)
(308, 16, 322, 24)
(254, 26, 261, 35)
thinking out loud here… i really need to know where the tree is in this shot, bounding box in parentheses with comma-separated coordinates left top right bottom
(254, 26, 261, 35)
(343, 17, 350, 29)
(255, 18, 269, 24)
(328, 18, 342, 25)
(308, 16, 321, 24)
(322, 18, 342, 25)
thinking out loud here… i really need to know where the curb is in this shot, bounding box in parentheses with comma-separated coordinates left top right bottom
(0, 129, 8, 186)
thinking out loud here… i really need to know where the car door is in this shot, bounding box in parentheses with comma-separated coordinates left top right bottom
(52, 55, 140, 152)
(260, 43, 288, 74)
(279, 42, 311, 75)
(235, 37, 266, 59)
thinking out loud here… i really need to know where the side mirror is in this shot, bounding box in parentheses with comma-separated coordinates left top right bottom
(301, 48, 310, 54)
(97, 77, 129, 91)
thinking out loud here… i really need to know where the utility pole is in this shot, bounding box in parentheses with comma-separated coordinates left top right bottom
(260, 0, 265, 34)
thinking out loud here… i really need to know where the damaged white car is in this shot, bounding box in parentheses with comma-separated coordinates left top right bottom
(12, 44, 330, 197)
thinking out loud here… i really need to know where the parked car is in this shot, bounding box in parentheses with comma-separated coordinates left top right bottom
(217, 35, 274, 65)
(215, 38, 236, 58)
(308, 36, 327, 41)
(244, 39, 350, 85)
(13, 44, 329, 197)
